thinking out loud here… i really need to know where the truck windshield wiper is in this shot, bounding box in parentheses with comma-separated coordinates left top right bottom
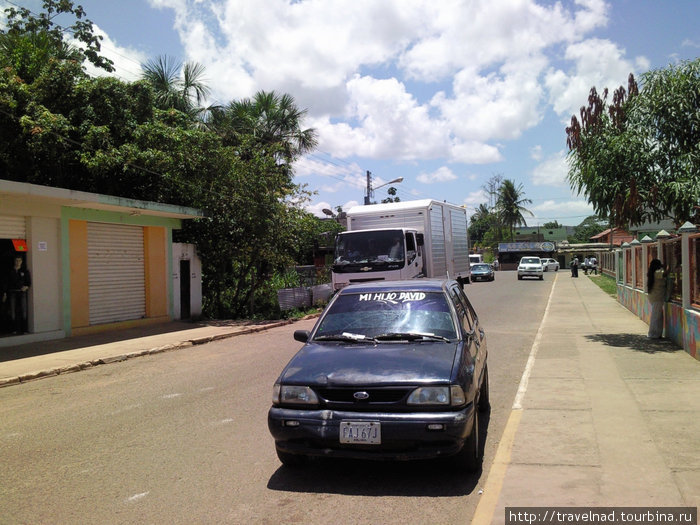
(373, 332, 451, 343)
(314, 333, 375, 343)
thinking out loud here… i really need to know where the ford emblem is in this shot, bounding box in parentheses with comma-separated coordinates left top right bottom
(353, 391, 370, 400)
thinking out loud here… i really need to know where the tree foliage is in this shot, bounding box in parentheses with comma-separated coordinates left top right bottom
(1, 0, 329, 320)
(566, 59, 700, 227)
(495, 179, 533, 241)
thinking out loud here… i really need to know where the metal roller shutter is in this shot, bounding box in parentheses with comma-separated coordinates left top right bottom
(0, 215, 26, 238)
(88, 222, 145, 325)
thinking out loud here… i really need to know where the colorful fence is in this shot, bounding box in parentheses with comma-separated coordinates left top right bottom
(612, 223, 699, 360)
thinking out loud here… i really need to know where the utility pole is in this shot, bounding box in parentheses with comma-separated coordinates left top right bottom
(364, 170, 372, 205)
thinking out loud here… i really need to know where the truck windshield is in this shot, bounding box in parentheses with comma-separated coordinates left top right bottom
(335, 230, 405, 264)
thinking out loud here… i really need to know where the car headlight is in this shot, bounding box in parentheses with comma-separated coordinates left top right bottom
(273, 384, 319, 406)
(408, 386, 465, 406)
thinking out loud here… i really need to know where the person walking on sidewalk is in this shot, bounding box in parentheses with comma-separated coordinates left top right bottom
(571, 256, 579, 278)
(647, 259, 667, 339)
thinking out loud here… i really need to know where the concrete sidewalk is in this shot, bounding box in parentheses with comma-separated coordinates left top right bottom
(0, 318, 304, 388)
(475, 273, 700, 524)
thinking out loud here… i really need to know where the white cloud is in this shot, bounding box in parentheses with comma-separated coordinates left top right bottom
(531, 151, 569, 187)
(545, 38, 650, 119)
(531, 199, 595, 224)
(417, 166, 457, 184)
(143, 0, 613, 165)
(530, 145, 543, 161)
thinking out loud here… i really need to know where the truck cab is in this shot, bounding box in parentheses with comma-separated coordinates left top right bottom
(331, 228, 423, 291)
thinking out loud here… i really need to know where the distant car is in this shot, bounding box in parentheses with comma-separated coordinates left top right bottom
(470, 263, 494, 282)
(517, 256, 544, 280)
(541, 258, 560, 272)
(268, 279, 489, 472)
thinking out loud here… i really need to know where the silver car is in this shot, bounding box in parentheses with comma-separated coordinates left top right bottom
(517, 256, 544, 280)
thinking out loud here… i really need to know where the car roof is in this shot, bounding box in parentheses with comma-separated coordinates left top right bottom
(339, 279, 453, 295)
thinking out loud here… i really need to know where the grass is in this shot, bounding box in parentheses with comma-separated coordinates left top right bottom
(587, 272, 618, 297)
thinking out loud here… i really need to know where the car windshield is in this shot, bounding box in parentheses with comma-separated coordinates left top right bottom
(314, 291, 458, 341)
(521, 258, 540, 264)
(334, 230, 405, 264)
(472, 264, 491, 271)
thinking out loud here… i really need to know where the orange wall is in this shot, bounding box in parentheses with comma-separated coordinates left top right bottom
(144, 226, 168, 318)
(69, 220, 90, 328)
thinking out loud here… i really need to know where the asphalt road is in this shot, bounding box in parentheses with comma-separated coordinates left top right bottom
(0, 270, 556, 525)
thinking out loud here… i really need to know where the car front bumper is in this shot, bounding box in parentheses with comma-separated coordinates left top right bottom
(268, 405, 475, 461)
(518, 269, 543, 277)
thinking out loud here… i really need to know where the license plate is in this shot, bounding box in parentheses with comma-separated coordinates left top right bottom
(339, 421, 381, 444)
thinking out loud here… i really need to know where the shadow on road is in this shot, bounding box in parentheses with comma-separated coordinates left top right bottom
(267, 410, 490, 497)
(584, 333, 681, 354)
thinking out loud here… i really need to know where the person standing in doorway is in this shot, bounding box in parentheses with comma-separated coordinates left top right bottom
(646, 259, 667, 339)
(2, 256, 31, 334)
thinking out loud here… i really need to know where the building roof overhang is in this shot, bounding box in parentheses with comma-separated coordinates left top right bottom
(0, 179, 205, 220)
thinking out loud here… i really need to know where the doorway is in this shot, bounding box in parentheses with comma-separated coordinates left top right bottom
(179, 259, 191, 320)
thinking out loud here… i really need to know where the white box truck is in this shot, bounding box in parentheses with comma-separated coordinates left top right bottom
(331, 199, 471, 290)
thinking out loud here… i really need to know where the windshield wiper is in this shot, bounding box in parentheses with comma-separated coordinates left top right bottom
(373, 332, 451, 343)
(314, 333, 375, 343)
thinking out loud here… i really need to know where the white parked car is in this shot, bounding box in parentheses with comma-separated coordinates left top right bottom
(517, 256, 544, 280)
(541, 258, 560, 272)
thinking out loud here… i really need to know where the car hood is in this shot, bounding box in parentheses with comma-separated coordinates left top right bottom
(279, 341, 460, 386)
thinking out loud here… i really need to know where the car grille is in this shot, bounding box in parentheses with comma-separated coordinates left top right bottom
(316, 387, 412, 406)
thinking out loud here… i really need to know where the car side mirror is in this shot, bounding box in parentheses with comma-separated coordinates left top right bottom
(294, 330, 310, 342)
(416, 233, 424, 246)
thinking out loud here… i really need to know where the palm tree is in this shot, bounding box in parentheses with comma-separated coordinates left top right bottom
(141, 55, 211, 118)
(211, 90, 317, 163)
(496, 179, 534, 241)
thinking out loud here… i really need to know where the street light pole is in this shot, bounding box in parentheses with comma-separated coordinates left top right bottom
(364, 172, 404, 205)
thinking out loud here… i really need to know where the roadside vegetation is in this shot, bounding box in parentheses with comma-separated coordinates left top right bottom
(0, 0, 342, 320)
(587, 272, 618, 297)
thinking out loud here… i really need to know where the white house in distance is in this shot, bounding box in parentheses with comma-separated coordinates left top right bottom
(0, 179, 204, 347)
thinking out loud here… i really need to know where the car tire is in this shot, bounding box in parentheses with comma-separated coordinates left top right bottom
(276, 446, 307, 467)
(478, 365, 490, 412)
(539, 275, 543, 280)
(454, 408, 481, 472)
(517, 275, 522, 280)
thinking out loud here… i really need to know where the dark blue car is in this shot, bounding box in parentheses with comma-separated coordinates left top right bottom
(268, 279, 489, 471)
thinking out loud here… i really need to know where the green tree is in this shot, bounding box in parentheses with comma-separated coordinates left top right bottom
(210, 91, 317, 164)
(569, 216, 607, 243)
(468, 203, 497, 244)
(140, 56, 211, 119)
(1, 0, 114, 81)
(381, 186, 400, 203)
(542, 221, 561, 229)
(567, 60, 700, 227)
(495, 179, 533, 241)
(627, 60, 700, 223)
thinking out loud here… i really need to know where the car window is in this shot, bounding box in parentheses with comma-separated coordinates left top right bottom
(315, 291, 458, 340)
(450, 286, 473, 333)
(521, 257, 540, 264)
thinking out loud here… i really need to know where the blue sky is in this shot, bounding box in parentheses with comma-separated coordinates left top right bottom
(4, 0, 699, 226)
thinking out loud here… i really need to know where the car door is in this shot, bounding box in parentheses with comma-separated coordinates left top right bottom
(449, 285, 484, 400)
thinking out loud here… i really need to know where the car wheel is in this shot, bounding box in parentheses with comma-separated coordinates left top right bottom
(454, 408, 481, 472)
(539, 275, 543, 280)
(478, 364, 490, 412)
(275, 446, 307, 467)
(517, 275, 522, 280)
